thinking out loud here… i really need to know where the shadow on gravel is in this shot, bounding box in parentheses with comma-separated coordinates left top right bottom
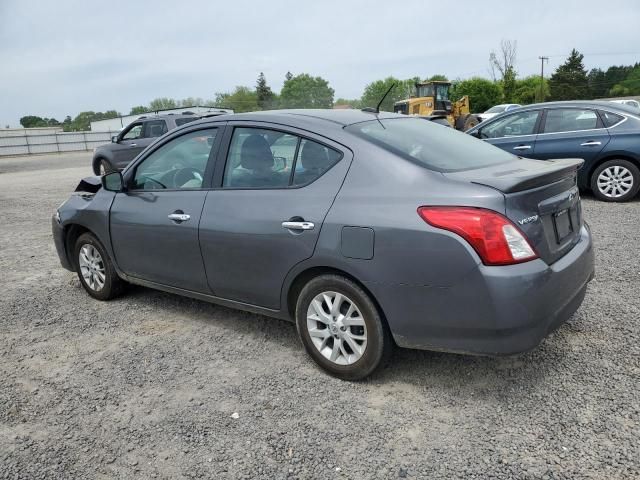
(118, 282, 570, 395)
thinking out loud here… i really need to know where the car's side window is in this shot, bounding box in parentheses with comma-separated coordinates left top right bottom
(143, 120, 168, 138)
(131, 128, 218, 190)
(599, 111, 624, 128)
(223, 128, 295, 188)
(480, 111, 540, 139)
(122, 123, 143, 140)
(222, 127, 342, 189)
(543, 109, 599, 133)
(292, 139, 342, 186)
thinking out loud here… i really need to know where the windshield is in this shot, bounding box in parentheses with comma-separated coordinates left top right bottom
(346, 117, 514, 172)
(485, 105, 506, 113)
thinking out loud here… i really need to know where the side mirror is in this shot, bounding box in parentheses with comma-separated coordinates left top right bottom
(102, 171, 124, 192)
(111, 135, 118, 143)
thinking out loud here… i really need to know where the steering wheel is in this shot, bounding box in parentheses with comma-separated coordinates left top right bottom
(172, 167, 203, 188)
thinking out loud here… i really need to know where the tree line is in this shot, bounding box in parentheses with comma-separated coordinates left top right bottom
(18, 47, 640, 130)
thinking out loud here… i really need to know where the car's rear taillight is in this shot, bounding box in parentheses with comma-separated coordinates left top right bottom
(417, 206, 538, 266)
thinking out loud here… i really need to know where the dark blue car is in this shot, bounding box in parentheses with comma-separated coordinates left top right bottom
(466, 101, 640, 202)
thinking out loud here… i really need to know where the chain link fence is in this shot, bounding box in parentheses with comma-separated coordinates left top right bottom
(0, 130, 119, 157)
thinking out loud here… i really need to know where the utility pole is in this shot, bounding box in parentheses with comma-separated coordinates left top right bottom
(538, 56, 549, 102)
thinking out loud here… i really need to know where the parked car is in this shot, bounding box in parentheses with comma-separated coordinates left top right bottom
(92, 112, 226, 175)
(609, 98, 640, 113)
(477, 103, 522, 122)
(466, 101, 640, 202)
(54, 110, 594, 379)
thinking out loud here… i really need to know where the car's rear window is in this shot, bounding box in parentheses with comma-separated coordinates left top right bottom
(345, 117, 514, 172)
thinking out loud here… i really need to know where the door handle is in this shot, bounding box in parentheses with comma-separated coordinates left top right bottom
(168, 213, 190, 222)
(129, 143, 137, 147)
(513, 145, 531, 150)
(580, 141, 602, 146)
(282, 221, 315, 231)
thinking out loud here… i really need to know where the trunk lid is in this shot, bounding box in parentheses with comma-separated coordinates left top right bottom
(445, 158, 584, 265)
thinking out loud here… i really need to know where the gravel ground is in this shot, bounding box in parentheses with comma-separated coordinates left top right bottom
(1, 152, 638, 479)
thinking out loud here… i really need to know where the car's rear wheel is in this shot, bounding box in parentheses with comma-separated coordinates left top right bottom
(74, 232, 124, 300)
(295, 274, 391, 380)
(591, 159, 640, 202)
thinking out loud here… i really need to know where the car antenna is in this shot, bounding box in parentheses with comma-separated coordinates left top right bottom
(362, 83, 396, 114)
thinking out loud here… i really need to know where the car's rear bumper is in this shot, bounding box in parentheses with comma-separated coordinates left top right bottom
(52, 215, 73, 271)
(367, 223, 595, 355)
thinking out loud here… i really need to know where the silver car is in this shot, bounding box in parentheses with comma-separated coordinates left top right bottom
(53, 110, 595, 380)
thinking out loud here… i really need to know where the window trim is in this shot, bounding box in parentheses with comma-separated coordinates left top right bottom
(213, 124, 345, 191)
(122, 124, 225, 192)
(120, 122, 144, 141)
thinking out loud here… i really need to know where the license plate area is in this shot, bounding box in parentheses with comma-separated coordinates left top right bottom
(553, 208, 573, 243)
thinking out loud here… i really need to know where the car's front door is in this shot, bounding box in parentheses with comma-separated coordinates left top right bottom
(199, 125, 352, 309)
(477, 109, 542, 157)
(532, 108, 610, 163)
(110, 126, 221, 292)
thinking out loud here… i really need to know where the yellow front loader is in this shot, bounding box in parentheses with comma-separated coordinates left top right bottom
(393, 81, 479, 131)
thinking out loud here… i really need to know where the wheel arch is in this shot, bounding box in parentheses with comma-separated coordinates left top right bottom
(63, 223, 91, 269)
(285, 265, 389, 331)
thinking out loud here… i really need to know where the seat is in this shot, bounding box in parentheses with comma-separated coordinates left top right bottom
(230, 135, 286, 187)
(295, 141, 329, 185)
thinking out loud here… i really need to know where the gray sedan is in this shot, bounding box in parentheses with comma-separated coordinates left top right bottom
(53, 110, 595, 379)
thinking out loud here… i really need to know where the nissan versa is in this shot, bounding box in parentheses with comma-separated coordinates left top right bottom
(52, 110, 595, 380)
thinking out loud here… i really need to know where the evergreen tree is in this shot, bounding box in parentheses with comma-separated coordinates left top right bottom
(548, 49, 589, 101)
(256, 72, 274, 110)
(587, 68, 608, 99)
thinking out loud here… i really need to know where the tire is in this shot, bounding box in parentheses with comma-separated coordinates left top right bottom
(74, 232, 125, 300)
(590, 159, 640, 202)
(454, 114, 479, 131)
(94, 158, 113, 176)
(295, 274, 392, 380)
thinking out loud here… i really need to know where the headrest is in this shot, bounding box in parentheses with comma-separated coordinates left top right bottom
(240, 135, 273, 171)
(300, 141, 328, 171)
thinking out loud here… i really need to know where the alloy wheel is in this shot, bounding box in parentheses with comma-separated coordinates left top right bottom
(306, 291, 367, 365)
(78, 244, 106, 291)
(597, 166, 634, 198)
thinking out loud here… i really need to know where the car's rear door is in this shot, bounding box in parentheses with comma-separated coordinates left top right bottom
(109, 125, 223, 292)
(198, 123, 352, 310)
(477, 109, 542, 157)
(532, 107, 610, 162)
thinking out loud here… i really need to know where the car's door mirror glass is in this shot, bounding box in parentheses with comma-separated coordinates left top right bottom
(131, 128, 218, 190)
(102, 171, 124, 192)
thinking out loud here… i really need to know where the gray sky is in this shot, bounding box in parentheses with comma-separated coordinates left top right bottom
(1, 0, 639, 127)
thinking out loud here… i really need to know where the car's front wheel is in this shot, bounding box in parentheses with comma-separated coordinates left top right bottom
(94, 158, 113, 176)
(295, 274, 391, 380)
(591, 159, 640, 202)
(74, 232, 124, 300)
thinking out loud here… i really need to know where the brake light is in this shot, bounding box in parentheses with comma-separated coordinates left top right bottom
(417, 207, 538, 266)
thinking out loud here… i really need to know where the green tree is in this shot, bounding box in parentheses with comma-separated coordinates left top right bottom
(450, 77, 502, 113)
(548, 49, 589, 101)
(178, 97, 205, 107)
(360, 77, 408, 112)
(609, 65, 640, 96)
(214, 86, 259, 113)
(280, 74, 334, 109)
(20, 115, 47, 128)
(427, 74, 449, 82)
(502, 66, 517, 103)
(587, 68, 608, 99)
(256, 72, 275, 110)
(130, 105, 150, 115)
(513, 75, 549, 104)
(149, 97, 178, 111)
